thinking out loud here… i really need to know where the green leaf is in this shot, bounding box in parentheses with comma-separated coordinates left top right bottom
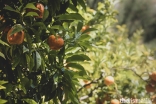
(68, 91, 79, 104)
(0, 81, 7, 90)
(77, 0, 86, 11)
(0, 40, 9, 47)
(12, 55, 21, 68)
(25, 12, 39, 17)
(4, 83, 13, 93)
(69, 4, 78, 12)
(26, 54, 34, 72)
(78, 34, 91, 41)
(21, 77, 30, 89)
(22, 99, 37, 104)
(33, 22, 46, 30)
(10, 24, 24, 35)
(0, 85, 6, 90)
(66, 63, 85, 71)
(43, 9, 49, 21)
(0, 99, 7, 104)
(35, 51, 41, 70)
(77, 22, 83, 32)
(3, 5, 20, 13)
(24, 3, 38, 10)
(78, 41, 92, 49)
(66, 54, 90, 62)
(58, 13, 84, 20)
(51, 25, 64, 30)
(65, 47, 81, 55)
(82, 28, 97, 34)
(0, 52, 5, 59)
(23, 45, 29, 53)
(0, 80, 8, 85)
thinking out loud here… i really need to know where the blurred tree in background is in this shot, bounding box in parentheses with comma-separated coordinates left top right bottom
(115, 0, 156, 42)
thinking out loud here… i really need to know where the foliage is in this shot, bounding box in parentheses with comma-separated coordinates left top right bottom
(115, 0, 156, 42)
(0, 0, 156, 104)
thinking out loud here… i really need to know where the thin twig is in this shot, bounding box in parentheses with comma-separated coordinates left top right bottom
(77, 73, 103, 93)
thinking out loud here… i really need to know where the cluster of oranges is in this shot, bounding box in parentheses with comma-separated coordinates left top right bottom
(4, 3, 45, 45)
(145, 71, 156, 93)
(3, 3, 64, 50)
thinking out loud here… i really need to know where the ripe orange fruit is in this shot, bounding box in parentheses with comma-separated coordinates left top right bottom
(48, 35, 64, 50)
(7, 28, 25, 45)
(81, 25, 89, 33)
(35, 3, 44, 18)
(150, 71, 156, 81)
(26, 3, 44, 18)
(110, 99, 120, 104)
(145, 84, 155, 92)
(151, 95, 156, 103)
(83, 80, 91, 88)
(104, 76, 114, 86)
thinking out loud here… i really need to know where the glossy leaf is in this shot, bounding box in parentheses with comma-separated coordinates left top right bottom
(66, 54, 90, 62)
(77, 22, 83, 33)
(66, 63, 85, 71)
(0, 40, 9, 47)
(77, 0, 86, 11)
(22, 99, 37, 104)
(43, 9, 49, 21)
(0, 80, 8, 85)
(10, 24, 24, 35)
(24, 3, 38, 10)
(35, 51, 41, 70)
(58, 13, 84, 20)
(0, 52, 5, 59)
(25, 12, 39, 17)
(0, 99, 7, 104)
(3, 5, 20, 13)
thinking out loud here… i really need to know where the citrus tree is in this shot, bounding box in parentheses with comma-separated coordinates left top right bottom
(1, 0, 156, 104)
(0, 0, 96, 103)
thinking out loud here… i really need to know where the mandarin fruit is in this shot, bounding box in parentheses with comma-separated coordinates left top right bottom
(48, 35, 64, 50)
(7, 28, 24, 45)
(110, 99, 120, 104)
(104, 76, 114, 86)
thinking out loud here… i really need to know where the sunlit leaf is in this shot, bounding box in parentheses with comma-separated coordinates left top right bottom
(66, 54, 90, 62)
(58, 13, 84, 20)
(22, 99, 37, 104)
(0, 99, 7, 104)
(0, 80, 8, 85)
(0, 40, 9, 47)
(77, 0, 86, 11)
(0, 52, 5, 59)
(24, 3, 38, 10)
(66, 63, 85, 71)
